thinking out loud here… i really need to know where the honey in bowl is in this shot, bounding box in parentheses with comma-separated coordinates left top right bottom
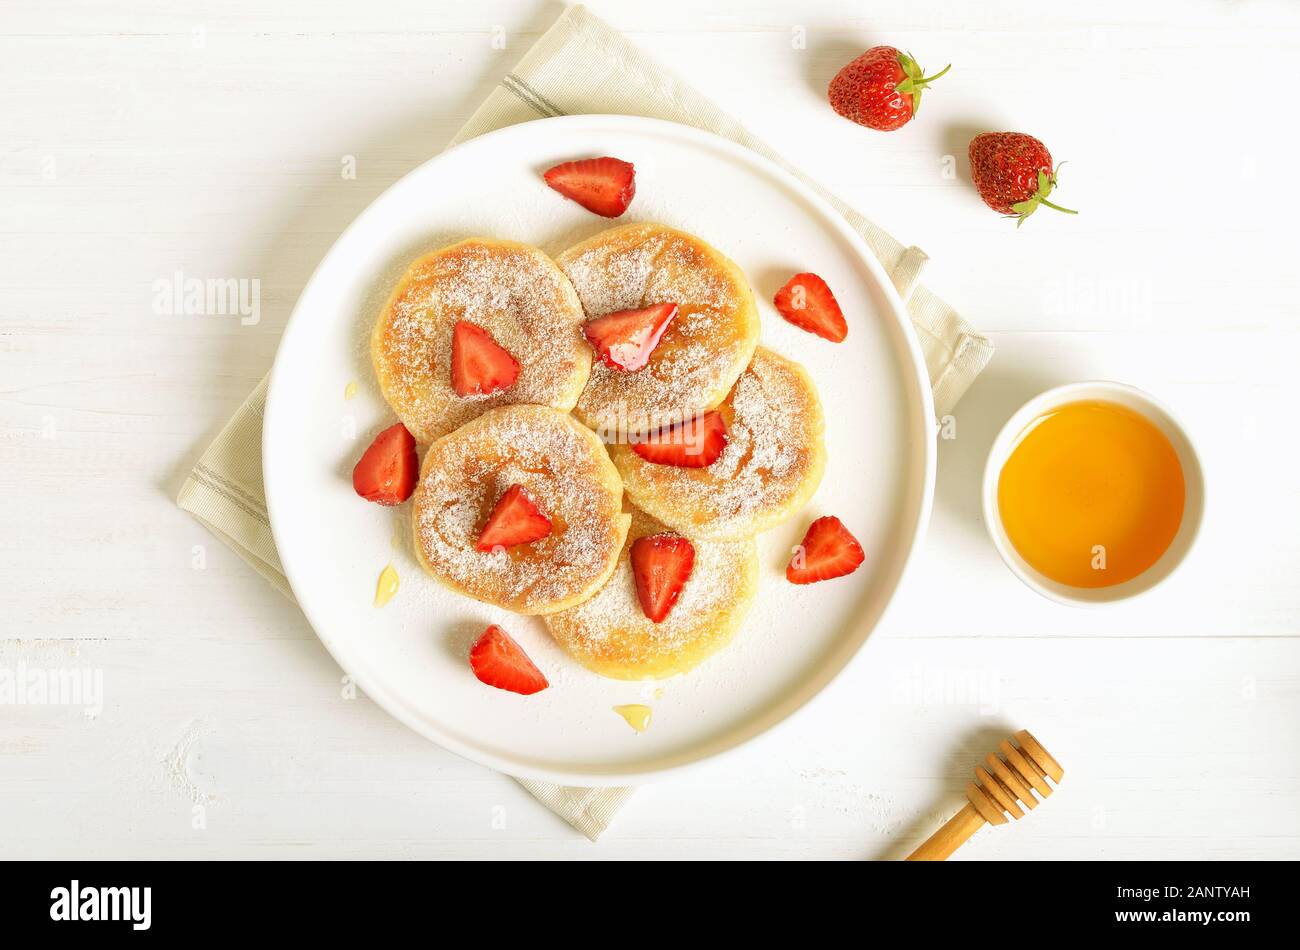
(996, 400, 1185, 589)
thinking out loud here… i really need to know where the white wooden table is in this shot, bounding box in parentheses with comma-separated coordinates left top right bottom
(3, 0, 1298, 859)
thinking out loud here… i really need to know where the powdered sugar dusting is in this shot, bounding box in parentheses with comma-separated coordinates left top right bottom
(559, 224, 758, 433)
(545, 509, 758, 678)
(375, 239, 590, 442)
(412, 405, 627, 614)
(615, 347, 826, 538)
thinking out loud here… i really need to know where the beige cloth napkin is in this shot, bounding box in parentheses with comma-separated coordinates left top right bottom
(177, 4, 992, 842)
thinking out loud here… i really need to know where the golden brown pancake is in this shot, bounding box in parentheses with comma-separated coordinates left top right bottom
(557, 223, 760, 438)
(544, 507, 759, 679)
(373, 238, 591, 443)
(411, 405, 630, 615)
(610, 347, 826, 539)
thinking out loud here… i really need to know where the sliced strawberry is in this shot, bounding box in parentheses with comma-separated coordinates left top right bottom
(542, 157, 636, 217)
(774, 273, 848, 343)
(469, 624, 549, 695)
(630, 533, 696, 623)
(786, 516, 866, 584)
(584, 302, 678, 371)
(477, 484, 552, 552)
(631, 411, 727, 468)
(352, 422, 418, 506)
(451, 320, 520, 397)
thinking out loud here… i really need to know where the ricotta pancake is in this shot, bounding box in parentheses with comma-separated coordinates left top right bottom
(372, 238, 591, 443)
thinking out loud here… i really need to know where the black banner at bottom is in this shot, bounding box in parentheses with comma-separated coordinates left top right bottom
(0, 859, 1285, 938)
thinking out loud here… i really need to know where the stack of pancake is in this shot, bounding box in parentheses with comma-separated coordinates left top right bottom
(371, 224, 825, 679)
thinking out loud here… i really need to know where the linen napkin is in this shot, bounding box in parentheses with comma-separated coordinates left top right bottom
(177, 4, 993, 841)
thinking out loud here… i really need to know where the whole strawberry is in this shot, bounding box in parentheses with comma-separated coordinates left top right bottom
(968, 132, 1077, 226)
(828, 46, 951, 131)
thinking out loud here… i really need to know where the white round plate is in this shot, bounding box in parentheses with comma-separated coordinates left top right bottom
(264, 115, 934, 785)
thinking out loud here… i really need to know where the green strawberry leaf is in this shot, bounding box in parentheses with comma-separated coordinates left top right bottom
(1006, 159, 1079, 226)
(1011, 197, 1041, 227)
(892, 52, 950, 117)
(1040, 164, 1077, 215)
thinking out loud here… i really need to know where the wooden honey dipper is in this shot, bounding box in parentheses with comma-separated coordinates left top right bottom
(907, 729, 1063, 861)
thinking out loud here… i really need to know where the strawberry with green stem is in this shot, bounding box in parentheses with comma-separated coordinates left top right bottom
(828, 47, 952, 132)
(968, 132, 1078, 227)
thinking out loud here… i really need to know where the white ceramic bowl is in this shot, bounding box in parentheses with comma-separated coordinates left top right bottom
(981, 381, 1204, 607)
